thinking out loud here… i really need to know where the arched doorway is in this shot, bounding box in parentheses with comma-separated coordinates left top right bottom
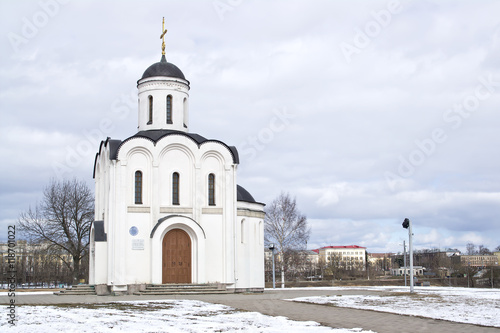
(162, 229, 192, 284)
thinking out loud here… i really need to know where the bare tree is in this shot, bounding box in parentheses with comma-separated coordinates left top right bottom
(478, 245, 491, 255)
(325, 252, 344, 281)
(496, 245, 500, 252)
(18, 178, 94, 283)
(466, 242, 477, 255)
(265, 192, 310, 288)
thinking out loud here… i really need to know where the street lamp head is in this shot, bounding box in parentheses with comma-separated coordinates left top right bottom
(269, 243, 275, 250)
(402, 218, 410, 229)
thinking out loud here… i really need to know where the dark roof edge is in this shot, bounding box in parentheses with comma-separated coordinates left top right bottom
(93, 138, 123, 179)
(236, 185, 265, 205)
(116, 131, 239, 164)
(93, 138, 109, 179)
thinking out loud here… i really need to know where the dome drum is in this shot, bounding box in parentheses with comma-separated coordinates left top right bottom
(137, 56, 190, 132)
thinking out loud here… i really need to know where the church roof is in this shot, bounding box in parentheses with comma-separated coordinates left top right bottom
(140, 55, 187, 82)
(93, 130, 239, 178)
(237, 185, 257, 203)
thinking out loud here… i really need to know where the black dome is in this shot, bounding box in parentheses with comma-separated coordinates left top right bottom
(237, 185, 256, 203)
(140, 55, 186, 80)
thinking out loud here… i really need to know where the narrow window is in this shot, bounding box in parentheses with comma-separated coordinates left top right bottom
(208, 173, 215, 206)
(134, 171, 143, 204)
(148, 96, 153, 124)
(166, 95, 172, 124)
(241, 220, 245, 244)
(183, 97, 187, 128)
(172, 172, 179, 205)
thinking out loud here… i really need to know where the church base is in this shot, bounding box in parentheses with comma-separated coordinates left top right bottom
(95, 284, 263, 295)
(94, 284, 147, 296)
(95, 284, 111, 296)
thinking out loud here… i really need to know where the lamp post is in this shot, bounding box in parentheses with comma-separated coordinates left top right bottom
(402, 218, 414, 293)
(467, 262, 470, 288)
(269, 244, 276, 289)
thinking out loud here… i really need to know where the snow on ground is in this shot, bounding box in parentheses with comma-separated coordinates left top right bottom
(289, 286, 500, 328)
(2, 299, 375, 333)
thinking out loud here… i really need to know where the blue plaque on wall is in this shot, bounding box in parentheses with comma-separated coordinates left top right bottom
(129, 226, 139, 236)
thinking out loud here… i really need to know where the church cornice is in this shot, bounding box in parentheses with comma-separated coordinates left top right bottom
(237, 208, 266, 218)
(138, 80, 189, 92)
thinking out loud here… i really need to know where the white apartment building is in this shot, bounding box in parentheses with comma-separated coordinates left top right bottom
(318, 245, 366, 270)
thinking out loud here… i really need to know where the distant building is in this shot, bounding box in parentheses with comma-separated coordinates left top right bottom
(391, 266, 424, 276)
(494, 252, 500, 264)
(451, 254, 498, 267)
(317, 245, 366, 270)
(444, 249, 461, 257)
(305, 250, 320, 264)
(368, 253, 394, 271)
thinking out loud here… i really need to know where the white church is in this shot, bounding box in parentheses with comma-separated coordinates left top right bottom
(89, 26, 265, 295)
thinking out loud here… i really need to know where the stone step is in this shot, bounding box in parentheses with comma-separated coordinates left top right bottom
(58, 291, 96, 294)
(67, 287, 95, 291)
(133, 289, 228, 296)
(146, 284, 220, 288)
(54, 284, 97, 296)
(54, 291, 97, 296)
(134, 283, 228, 295)
(144, 286, 221, 290)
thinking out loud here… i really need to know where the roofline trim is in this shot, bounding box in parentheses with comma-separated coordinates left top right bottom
(137, 76, 190, 88)
(115, 132, 239, 164)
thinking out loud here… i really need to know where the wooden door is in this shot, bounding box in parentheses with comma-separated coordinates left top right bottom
(162, 229, 191, 284)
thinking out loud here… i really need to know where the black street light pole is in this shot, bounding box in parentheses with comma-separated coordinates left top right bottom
(269, 244, 276, 289)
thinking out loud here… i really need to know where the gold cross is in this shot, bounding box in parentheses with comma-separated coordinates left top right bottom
(160, 17, 168, 55)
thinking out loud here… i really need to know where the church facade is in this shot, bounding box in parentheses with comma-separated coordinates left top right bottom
(89, 41, 265, 294)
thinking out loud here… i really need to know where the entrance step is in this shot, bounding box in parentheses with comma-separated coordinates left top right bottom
(133, 283, 230, 295)
(54, 284, 97, 296)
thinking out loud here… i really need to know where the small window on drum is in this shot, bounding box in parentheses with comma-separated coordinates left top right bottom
(148, 95, 153, 124)
(208, 173, 215, 206)
(166, 95, 173, 124)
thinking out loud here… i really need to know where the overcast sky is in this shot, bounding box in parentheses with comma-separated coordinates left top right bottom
(1, 0, 499, 254)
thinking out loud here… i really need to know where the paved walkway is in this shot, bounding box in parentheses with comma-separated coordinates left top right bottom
(1, 289, 498, 333)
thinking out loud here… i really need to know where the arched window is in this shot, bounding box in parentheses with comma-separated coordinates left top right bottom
(208, 173, 215, 206)
(148, 95, 153, 124)
(172, 172, 179, 205)
(183, 97, 187, 128)
(166, 95, 172, 124)
(241, 219, 245, 244)
(134, 171, 143, 204)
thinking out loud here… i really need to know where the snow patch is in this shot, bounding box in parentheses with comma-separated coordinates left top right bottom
(289, 286, 500, 327)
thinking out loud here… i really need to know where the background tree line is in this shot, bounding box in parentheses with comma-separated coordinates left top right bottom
(1, 178, 94, 287)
